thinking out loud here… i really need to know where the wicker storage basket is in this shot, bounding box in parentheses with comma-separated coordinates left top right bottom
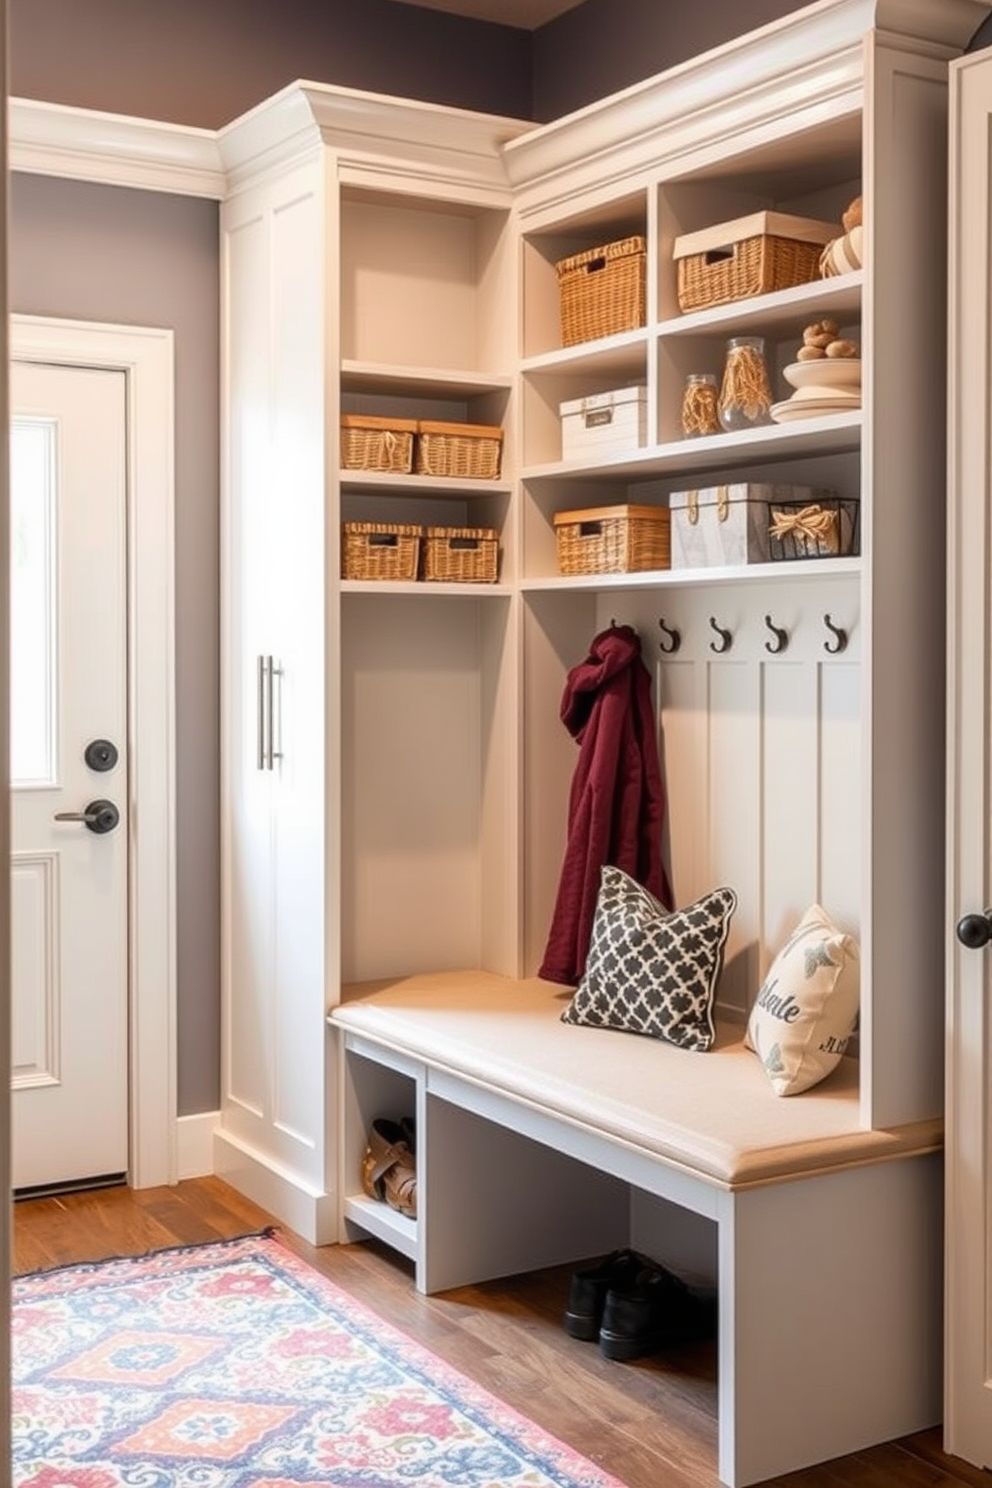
(554, 504, 670, 576)
(342, 522, 422, 581)
(423, 526, 499, 583)
(340, 414, 417, 474)
(415, 421, 503, 480)
(556, 236, 646, 347)
(673, 212, 837, 313)
(768, 496, 860, 561)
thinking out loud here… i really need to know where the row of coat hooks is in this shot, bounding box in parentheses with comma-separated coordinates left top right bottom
(649, 613, 850, 656)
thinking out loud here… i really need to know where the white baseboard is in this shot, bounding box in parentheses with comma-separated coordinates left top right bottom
(212, 1128, 338, 1246)
(175, 1111, 220, 1180)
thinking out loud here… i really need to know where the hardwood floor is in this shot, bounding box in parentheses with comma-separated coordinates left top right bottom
(11, 1176, 987, 1488)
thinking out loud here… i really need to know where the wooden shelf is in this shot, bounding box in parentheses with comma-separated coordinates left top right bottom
(522, 412, 862, 484)
(340, 470, 512, 497)
(520, 329, 649, 379)
(341, 360, 513, 398)
(656, 272, 864, 339)
(341, 581, 513, 596)
(518, 558, 861, 593)
(343, 1193, 418, 1259)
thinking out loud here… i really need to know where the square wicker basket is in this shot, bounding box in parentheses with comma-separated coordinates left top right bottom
(423, 526, 499, 583)
(556, 236, 646, 347)
(415, 421, 503, 481)
(673, 212, 837, 313)
(342, 522, 422, 581)
(340, 414, 417, 474)
(554, 504, 670, 576)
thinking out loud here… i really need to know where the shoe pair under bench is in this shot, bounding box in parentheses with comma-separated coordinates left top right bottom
(361, 1117, 417, 1219)
(565, 1248, 717, 1361)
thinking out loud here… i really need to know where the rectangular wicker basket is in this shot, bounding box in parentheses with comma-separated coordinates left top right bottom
(415, 421, 503, 481)
(342, 522, 422, 581)
(422, 526, 499, 583)
(341, 414, 418, 474)
(554, 504, 670, 576)
(673, 212, 837, 312)
(556, 236, 646, 347)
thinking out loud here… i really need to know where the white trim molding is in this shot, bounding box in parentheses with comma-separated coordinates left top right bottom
(176, 1111, 219, 1180)
(10, 316, 177, 1190)
(8, 0, 988, 208)
(9, 97, 226, 198)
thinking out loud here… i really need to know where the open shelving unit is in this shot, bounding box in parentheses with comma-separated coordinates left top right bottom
(218, 0, 963, 1330)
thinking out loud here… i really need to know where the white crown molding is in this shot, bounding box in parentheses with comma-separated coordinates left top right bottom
(8, 0, 988, 205)
(217, 80, 528, 202)
(9, 81, 530, 204)
(502, 0, 991, 217)
(9, 96, 226, 198)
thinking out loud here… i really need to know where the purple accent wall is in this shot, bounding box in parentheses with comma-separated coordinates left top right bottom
(971, 13, 992, 47)
(10, 0, 533, 129)
(530, 0, 992, 123)
(532, 0, 814, 121)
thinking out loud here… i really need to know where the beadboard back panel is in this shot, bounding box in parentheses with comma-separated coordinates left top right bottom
(523, 577, 861, 1027)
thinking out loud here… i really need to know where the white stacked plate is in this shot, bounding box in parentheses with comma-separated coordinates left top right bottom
(771, 358, 862, 423)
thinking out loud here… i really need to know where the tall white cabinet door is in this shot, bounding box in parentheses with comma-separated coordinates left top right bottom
(946, 46, 992, 1470)
(219, 157, 331, 1240)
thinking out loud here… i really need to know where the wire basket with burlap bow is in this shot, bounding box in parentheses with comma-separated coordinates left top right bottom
(767, 500, 859, 560)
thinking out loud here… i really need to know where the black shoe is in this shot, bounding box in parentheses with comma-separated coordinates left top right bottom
(598, 1262, 716, 1361)
(564, 1249, 644, 1340)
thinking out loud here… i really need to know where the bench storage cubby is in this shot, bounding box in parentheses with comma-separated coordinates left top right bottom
(332, 972, 942, 1488)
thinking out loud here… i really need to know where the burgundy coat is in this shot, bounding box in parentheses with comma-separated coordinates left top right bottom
(538, 623, 672, 987)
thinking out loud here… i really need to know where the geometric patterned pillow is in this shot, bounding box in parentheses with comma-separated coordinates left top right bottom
(560, 866, 738, 1052)
(745, 903, 860, 1095)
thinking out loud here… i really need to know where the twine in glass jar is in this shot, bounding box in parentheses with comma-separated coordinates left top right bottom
(681, 373, 721, 437)
(718, 336, 773, 430)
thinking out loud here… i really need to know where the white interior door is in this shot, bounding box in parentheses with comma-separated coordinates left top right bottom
(10, 358, 129, 1193)
(946, 47, 992, 1469)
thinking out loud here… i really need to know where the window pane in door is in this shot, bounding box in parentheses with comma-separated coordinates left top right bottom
(10, 417, 58, 787)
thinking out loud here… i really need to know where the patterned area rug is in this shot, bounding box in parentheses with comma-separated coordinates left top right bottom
(13, 1230, 626, 1487)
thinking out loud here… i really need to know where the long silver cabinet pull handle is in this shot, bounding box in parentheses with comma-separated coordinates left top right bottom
(257, 654, 268, 771)
(266, 657, 283, 768)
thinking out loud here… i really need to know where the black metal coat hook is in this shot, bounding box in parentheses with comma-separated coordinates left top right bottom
(709, 617, 733, 654)
(764, 615, 789, 654)
(823, 614, 848, 654)
(658, 618, 682, 654)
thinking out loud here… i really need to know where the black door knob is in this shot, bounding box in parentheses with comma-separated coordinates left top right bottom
(85, 738, 119, 773)
(956, 912, 992, 950)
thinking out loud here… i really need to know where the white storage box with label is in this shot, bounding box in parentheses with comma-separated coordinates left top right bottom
(560, 385, 647, 461)
(670, 484, 857, 567)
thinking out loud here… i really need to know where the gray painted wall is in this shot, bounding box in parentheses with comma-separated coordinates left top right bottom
(531, 0, 809, 120)
(10, 0, 532, 128)
(9, 175, 221, 1116)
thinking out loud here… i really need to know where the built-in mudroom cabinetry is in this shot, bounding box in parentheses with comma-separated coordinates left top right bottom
(217, 90, 531, 1237)
(216, 1, 984, 1478)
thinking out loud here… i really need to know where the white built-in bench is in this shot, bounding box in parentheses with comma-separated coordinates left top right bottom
(330, 970, 943, 1488)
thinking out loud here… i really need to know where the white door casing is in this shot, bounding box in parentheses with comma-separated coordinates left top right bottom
(11, 360, 129, 1189)
(10, 315, 177, 1190)
(946, 48, 992, 1470)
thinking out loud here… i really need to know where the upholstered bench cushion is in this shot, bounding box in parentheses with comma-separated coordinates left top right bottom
(331, 971, 941, 1189)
